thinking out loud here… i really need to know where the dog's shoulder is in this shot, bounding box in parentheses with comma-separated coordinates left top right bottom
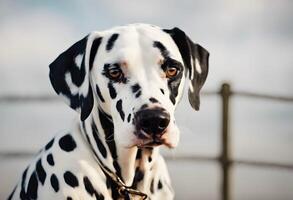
(8, 126, 109, 200)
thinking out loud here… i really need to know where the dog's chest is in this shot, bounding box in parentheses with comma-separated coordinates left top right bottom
(35, 132, 112, 199)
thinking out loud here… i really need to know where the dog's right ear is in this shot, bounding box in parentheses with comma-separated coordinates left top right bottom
(49, 33, 102, 121)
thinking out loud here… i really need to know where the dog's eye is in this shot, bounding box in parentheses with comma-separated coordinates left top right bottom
(108, 68, 122, 80)
(166, 67, 178, 78)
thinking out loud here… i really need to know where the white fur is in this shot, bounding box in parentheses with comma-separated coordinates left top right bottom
(195, 58, 202, 74)
(65, 72, 79, 95)
(74, 54, 83, 69)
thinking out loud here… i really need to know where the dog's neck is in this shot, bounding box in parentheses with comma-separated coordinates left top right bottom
(80, 106, 159, 187)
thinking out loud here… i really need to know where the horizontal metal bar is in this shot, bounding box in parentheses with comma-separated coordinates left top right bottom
(0, 152, 36, 158)
(232, 91, 293, 102)
(233, 159, 293, 171)
(0, 95, 60, 103)
(165, 155, 293, 171)
(1, 152, 293, 171)
(164, 154, 218, 162)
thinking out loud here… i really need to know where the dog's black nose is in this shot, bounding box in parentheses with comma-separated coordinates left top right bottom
(135, 108, 170, 135)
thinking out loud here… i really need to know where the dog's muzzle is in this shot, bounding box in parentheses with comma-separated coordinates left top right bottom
(134, 108, 170, 145)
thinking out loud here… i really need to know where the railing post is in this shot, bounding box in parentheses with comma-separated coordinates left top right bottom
(220, 83, 232, 200)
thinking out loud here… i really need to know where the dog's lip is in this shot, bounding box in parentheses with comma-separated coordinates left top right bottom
(135, 137, 165, 148)
(135, 129, 167, 139)
(131, 129, 170, 148)
(144, 139, 163, 146)
(126, 136, 173, 149)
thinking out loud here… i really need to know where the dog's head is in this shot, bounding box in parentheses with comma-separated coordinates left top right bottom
(49, 24, 209, 149)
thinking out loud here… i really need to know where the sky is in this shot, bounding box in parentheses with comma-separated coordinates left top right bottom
(0, 0, 293, 95)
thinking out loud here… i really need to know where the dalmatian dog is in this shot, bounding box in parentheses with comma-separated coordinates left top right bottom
(7, 23, 209, 200)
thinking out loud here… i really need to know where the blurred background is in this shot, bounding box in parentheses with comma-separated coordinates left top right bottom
(0, 0, 293, 199)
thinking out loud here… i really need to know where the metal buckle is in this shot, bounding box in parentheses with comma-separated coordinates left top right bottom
(118, 185, 148, 200)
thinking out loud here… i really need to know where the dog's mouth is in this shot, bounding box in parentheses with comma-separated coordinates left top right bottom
(139, 138, 163, 147)
(134, 130, 171, 148)
(136, 140, 162, 148)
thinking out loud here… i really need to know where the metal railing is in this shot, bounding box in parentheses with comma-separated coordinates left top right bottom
(1, 83, 293, 200)
(218, 83, 293, 200)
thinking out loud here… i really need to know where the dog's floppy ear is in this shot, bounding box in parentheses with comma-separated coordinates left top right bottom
(49, 33, 102, 121)
(164, 27, 209, 110)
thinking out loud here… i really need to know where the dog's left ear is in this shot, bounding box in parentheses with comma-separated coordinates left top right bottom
(164, 27, 209, 110)
(49, 32, 102, 121)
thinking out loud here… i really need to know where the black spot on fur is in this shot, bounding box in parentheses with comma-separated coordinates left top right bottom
(84, 176, 95, 195)
(64, 171, 79, 188)
(106, 177, 111, 189)
(160, 88, 165, 95)
(150, 179, 154, 193)
(131, 83, 141, 94)
(170, 95, 176, 105)
(27, 171, 38, 199)
(83, 176, 104, 199)
(20, 167, 28, 199)
(158, 180, 163, 189)
(68, 94, 80, 110)
(153, 41, 169, 58)
(116, 99, 125, 121)
(50, 174, 59, 192)
(82, 121, 90, 141)
(132, 167, 144, 189)
(67, 197, 73, 200)
(59, 134, 77, 152)
(113, 161, 122, 179)
(106, 33, 119, 51)
(47, 153, 55, 166)
(136, 149, 142, 160)
(140, 104, 148, 110)
(106, 176, 120, 199)
(98, 109, 122, 179)
(108, 82, 117, 99)
(127, 113, 131, 123)
(36, 159, 46, 185)
(149, 97, 159, 103)
(45, 138, 54, 150)
(91, 121, 107, 158)
(148, 156, 152, 162)
(96, 84, 105, 102)
(135, 90, 142, 98)
(89, 37, 102, 70)
(80, 87, 94, 121)
(131, 83, 141, 98)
